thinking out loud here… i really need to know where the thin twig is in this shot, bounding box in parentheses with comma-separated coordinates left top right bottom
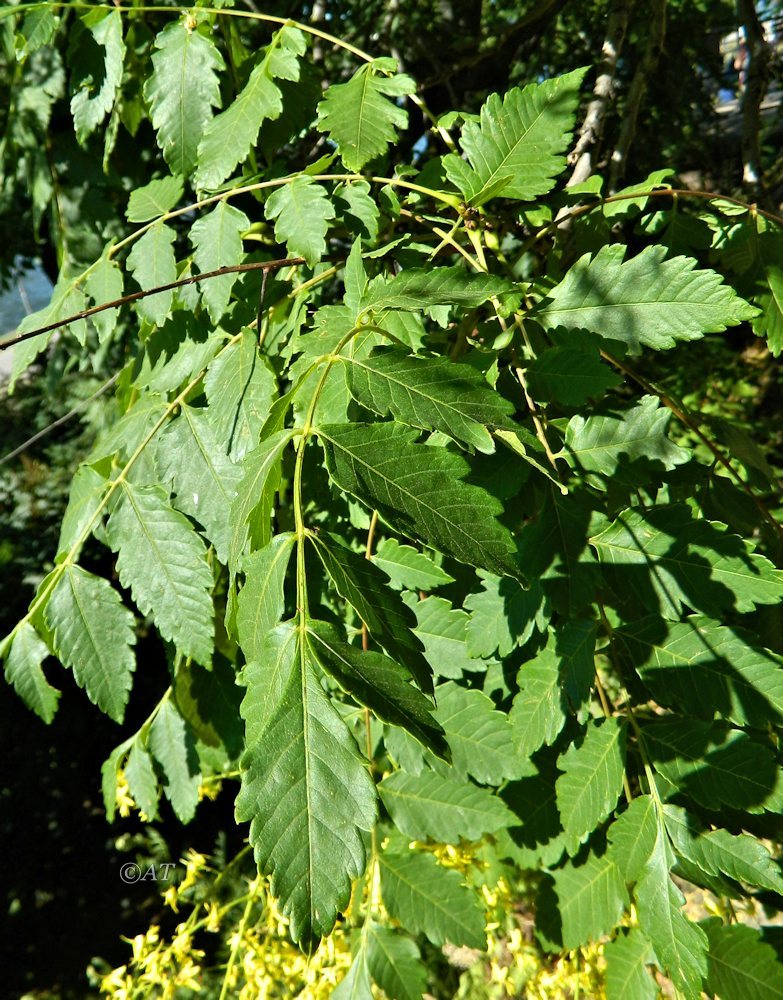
(0, 258, 306, 352)
(601, 348, 783, 539)
(0, 371, 120, 466)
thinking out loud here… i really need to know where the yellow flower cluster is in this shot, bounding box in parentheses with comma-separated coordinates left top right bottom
(97, 847, 354, 999)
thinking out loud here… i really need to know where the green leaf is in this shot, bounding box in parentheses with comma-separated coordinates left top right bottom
(189, 201, 249, 322)
(366, 925, 427, 1000)
(3, 622, 60, 723)
(335, 181, 380, 242)
(378, 769, 514, 842)
(443, 69, 586, 206)
(556, 619, 597, 713)
(534, 245, 757, 354)
(307, 622, 446, 756)
(316, 58, 414, 171)
(405, 594, 483, 680)
(499, 761, 567, 868)
(604, 929, 657, 1000)
(434, 681, 528, 784)
(333, 945, 372, 1000)
(126, 222, 177, 327)
(106, 481, 214, 666)
(196, 26, 305, 190)
(615, 615, 783, 729)
(379, 848, 486, 949)
(144, 18, 224, 178)
(44, 565, 136, 723)
(510, 645, 566, 757)
(703, 920, 783, 1000)
(84, 251, 123, 342)
(15, 8, 57, 60)
(204, 330, 277, 461)
(173, 656, 243, 757)
(344, 348, 515, 454)
(750, 232, 783, 356)
(635, 831, 708, 999)
(607, 795, 658, 881)
(525, 346, 621, 405)
(228, 432, 293, 570)
(125, 741, 159, 821)
(57, 465, 108, 556)
(363, 266, 513, 314)
(237, 533, 295, 662)
(70, 10, 125, 143)
(552, 851, 629, 949)
(236, 622, 377, 947)
(563, 395, 689, 486)
(158, 403, 242, 564)
(663, 805, 783, 893)
(556, 717, 625, 848)
(311, 533, 432, 693)
(590, 505, 783, 620)
(644, 720, 779, 813)
(465, 575, 548, 659)
(265, 176, 335, 267)
(148, 699, 200, 823)
(373, 538, 454, 591)
(319, 422, 523, 581)
(9, 275, 86, 391)
(126, 175, 184, 223)
(516, 485, 599, 615)
(101, 739, 133, 822)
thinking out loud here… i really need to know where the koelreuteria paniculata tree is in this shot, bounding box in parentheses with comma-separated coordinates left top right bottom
(3, 3, 783, 997)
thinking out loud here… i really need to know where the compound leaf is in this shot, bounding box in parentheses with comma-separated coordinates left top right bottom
(44, 565, 135, 723)
(552, 851, 629, 949)
(158, 402, 242, 565)
(703, 920, 783, 1000)
(443, 69, 586, 206)
(196, 26, 305, 189)
(344, 347, 515, 454)
(189, 201, 249, 323)
(434, 680, 528, 784)
(615, 615, 783, 729)
(556, 717, 625, 847)
(236, 622, 377, 947)
(379, 848, 485, 949)
(204, 329, 277, 461)
(307, 621, 446, 756)
(126, 222, 177, 327)
(319, 422, 523, 581)
(316, 58, 414, 170)
(366, 925, 427, 1000)
(604, 929, 657, 1000)
(266, 176, 335, 267)
(106, 482, 214, 666)
(3, 622, 60, 724)
(378, 769, 514, 842)
(144, 18, 224, 177)
(148, 699, 200, 824)
(590, 505, 783, 620)
(534, 245, 757, 353)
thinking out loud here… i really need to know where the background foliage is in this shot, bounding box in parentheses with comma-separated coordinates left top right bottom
(2, 1, 783, 998)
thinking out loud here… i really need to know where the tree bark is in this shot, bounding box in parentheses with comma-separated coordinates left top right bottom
(737, 0, 771, 197)
(609, 0, 667, 190)
(566, 0, 635, 188)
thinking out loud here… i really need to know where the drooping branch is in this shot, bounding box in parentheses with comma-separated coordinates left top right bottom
(0, 257, 306, 352)
(737, 0, 772, 196)
(566, 0, 635, 188)
(608, 0, 667, 190)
